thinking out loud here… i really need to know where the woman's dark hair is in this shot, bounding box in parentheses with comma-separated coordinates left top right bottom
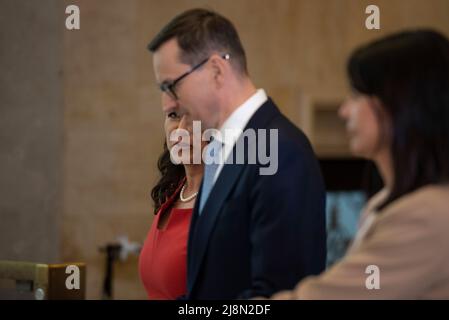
(151, 142, 185, 214)
(347, 29, 449, 211)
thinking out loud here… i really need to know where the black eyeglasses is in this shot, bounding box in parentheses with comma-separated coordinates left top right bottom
(159, 53, 230, 100)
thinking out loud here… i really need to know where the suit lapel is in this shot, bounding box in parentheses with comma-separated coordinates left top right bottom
(187, 161, 244, 294)
(187, 99, 280, 295)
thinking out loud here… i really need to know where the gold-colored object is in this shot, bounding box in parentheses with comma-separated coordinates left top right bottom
(0, 261, 86, 300)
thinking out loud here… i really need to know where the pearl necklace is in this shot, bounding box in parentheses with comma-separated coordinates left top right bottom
(179, 184, 198, 202)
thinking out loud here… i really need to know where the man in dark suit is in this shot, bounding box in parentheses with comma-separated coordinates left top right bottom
(148, 8, 326, 299)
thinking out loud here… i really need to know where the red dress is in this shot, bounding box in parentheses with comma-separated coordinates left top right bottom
(139, 180, 193, 300)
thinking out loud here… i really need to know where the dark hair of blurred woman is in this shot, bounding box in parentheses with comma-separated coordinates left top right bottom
(347, 29, 449, 211)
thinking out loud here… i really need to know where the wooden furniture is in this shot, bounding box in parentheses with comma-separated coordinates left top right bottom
(0, 261, 86, 300)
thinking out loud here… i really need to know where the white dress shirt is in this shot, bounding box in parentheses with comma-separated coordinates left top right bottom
(211, 88, 268, 184)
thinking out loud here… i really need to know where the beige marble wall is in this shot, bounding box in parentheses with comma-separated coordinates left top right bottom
(2, 0, 449, 299)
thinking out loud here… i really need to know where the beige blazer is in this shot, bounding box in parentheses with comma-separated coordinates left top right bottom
(289, 184, 449, 299)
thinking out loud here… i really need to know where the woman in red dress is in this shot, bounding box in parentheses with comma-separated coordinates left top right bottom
(139, 108, 204, 300)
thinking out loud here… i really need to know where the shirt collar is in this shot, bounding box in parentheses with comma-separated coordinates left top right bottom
(215, 89, 268, 147)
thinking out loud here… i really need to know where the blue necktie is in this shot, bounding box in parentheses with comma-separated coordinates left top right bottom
(199, 139, 222, 214)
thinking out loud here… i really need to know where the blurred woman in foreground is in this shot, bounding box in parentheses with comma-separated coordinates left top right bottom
(272, 29, 449, 299)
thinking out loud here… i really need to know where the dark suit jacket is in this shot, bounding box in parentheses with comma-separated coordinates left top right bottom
(186, 98, 327, 299)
